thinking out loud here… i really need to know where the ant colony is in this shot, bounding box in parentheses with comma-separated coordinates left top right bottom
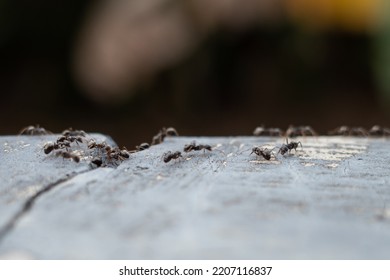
(42, 128, 130, 168)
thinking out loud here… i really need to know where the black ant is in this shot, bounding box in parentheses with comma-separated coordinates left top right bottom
(369, 125, 390, 136)
(183, 141, 212, 153)
(165, 127, 179, 136)
(67, 136, 84, 144)
(136, 143, 150, 151)
(125, 143, 150, 154)
(43, 142, 60, 154)
(250, 147, 275, 160)
(56, 136, 83, 150)
(55, 151, 80, 163)
(57, 135, 83, 143)
(43, 140, 71, 154)
(119, 147, 130, 159)
(19, 125, 52, 135)
(87, 140, 107, 149)
(286, 125, 316, 137)
(328, 126, 367, 136)
(106, 146, 130, 161)
(91, 157, 103, 167)
(62, 128, 86, 137)
(44, 132, 86, 156)
(253, 126, 283, 136)
(278, 139, 302, 155)
(152, 127, 179, 145)
(162, 151, 182, 163)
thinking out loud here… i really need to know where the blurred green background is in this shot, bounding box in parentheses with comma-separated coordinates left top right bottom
(1, 0, 389, 147)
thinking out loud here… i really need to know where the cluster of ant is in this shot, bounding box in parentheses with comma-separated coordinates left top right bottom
(43, 128, 87, 163)
(38, 126, 130, 167)
(250, 138, 302, 161)
(20, 123, 390, 168)
(163, 141, 212, 163)
(87, 140, 130, 167)
(253, 124, 390, 137)
(162, 138, 302, 164)
(21, 125, 181, 167)
(328, 125, 390, 136)
(132, 127, 179, 153)
(253, 125, 316, 137)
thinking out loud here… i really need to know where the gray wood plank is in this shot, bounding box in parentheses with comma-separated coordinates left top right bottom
(0, 136, 389, 259)
(0, 134, 115, 244)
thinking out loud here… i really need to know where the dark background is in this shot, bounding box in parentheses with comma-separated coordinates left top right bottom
(1, 0, 389, 148)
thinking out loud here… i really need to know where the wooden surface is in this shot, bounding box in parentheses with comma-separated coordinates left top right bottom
(0, 135, 390, 259)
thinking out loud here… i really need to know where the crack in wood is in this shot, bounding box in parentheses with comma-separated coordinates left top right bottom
(0, 170, 91, 245)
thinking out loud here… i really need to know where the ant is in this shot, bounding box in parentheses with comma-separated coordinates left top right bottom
(278, 139, 302, 156)
(162, 151, 182, 163)
(136, 143, 150, 151)
(19, 125, 52, 135)
(250, 147, 275, 160)
(152, 127, 179, 145)
(56, 136, 83, 150)
(183, 141, 212, 153)
(57, 135, 83, 143)
(328, 126, 367, 136)
(286, 125, 316, 137)
(91, 157, 103, 167)
(253, 126, 283, 136)
(67, 136, 84, 144)
(118, 147, 130, 159)
(369, 125, 390, 136)
(106, 146, 130, 161)
(43, 139, 73, 154)
(165, 127, 179, 136)
(44, 132, 86, 156)
(43, 141, 61, 154)
(55, 151, 80, 163)
(87, 140, 107, 149)
(62, 128, 86, 137)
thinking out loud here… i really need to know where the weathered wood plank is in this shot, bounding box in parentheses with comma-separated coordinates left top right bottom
(0, 136, 389, 259)
(0, 134, 114, 244)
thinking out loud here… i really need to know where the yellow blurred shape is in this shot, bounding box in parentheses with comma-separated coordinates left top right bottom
(285, 0, 383, 32)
